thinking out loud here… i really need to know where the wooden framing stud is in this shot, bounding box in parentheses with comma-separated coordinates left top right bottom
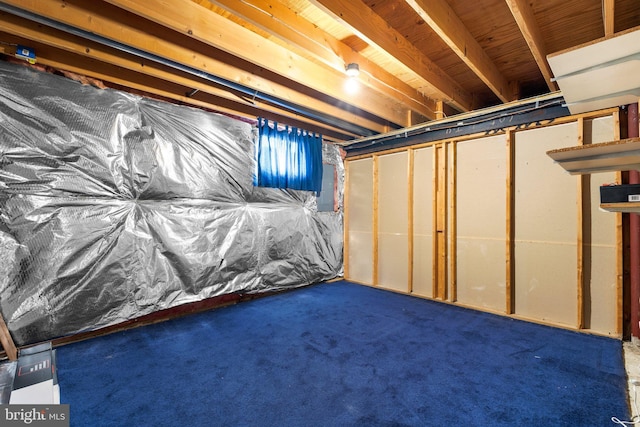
(408, 149, 415, 294)
(343, 161, 351, 280)
(372, 155, 379, 287)
(449, 141, 458, 302)
(506, 130, 516, 314)
(0, 314, 17, 361)
(576, 117, 586, 330)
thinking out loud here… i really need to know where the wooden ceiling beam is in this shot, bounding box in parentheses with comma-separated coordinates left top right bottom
(603, 0, 615, 37)
(101, 0, 409, 126)
(0, 10, 386, 136)
(505, 0, 558, 91)
(203, 0, 438, 120)
(309, 0, 474, 112)
(403, 0, 511, 103)
(0, 36, 358, 140)
(2, 0, 407, 129)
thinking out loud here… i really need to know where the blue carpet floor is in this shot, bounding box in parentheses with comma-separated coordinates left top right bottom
(57, 281, 630, 426)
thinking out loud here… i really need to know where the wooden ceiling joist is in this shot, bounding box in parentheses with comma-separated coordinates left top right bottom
(505, 0, 558, 92)
(101, 0, 410, 126)
(310, 0, 474, 112)
(0, 0, 638, 142)
(204, 0, 438, 121)
(0, 10, 388, 137)
(603, 0, 615, 37)
(0, 38, 358, 140)
(1, 0, 408, 135)
(403, 0, 512, 103)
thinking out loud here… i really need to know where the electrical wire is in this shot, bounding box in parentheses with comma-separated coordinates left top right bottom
(612, 381, 640, 426)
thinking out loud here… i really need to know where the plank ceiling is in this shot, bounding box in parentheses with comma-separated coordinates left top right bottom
(0, 0, 638, 142)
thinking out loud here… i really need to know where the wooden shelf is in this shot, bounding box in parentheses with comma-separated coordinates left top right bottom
(546, 137, 640, 174)
(601, 202, 640, 213)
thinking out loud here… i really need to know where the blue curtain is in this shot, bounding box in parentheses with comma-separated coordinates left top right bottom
(254, 118, 323, 193)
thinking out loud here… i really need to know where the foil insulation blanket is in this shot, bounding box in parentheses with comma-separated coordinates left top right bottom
(0, 61, 343, 346)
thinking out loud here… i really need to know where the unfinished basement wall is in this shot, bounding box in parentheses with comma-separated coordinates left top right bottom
(456, 135, 506, 312)
(582, 117, 618, 333)
(345, 158, 374, 284)
(514, 122, 580, 326)
(0, 61, 343, 346)
(412, 147, 435, 298)
(377, 152, 409, 293)
(344, 110, 621, 336)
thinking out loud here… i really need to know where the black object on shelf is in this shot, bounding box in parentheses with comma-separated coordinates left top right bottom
(600, 184, 640, 203)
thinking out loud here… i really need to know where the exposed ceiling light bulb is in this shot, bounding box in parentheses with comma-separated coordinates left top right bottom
(344, 77, 359, 94)
(345, 63, 360, 77)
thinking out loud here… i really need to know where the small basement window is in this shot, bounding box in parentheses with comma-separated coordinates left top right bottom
(254, 118, 323, 193)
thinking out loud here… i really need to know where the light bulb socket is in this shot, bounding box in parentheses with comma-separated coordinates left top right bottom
(345, 63, 360, 77)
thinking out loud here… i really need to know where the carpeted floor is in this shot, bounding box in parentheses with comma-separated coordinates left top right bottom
(56, 280, 630, 426)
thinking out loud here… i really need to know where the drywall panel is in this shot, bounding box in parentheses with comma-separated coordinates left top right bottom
(584, 116, 617, 334)
(377, 152, 409, 292)
(348, 231, 374, 284)
(378, 152, 409, 233)
(587, 243, 617, 334)
(584, 115, 615, 148)
(456, 135, 506, 311)
(412, 147, 434, 297)
(514, 243, 577, 325)
(347, 158, 374, 284)
(348, 159, 374, 233)
(378, 234, 409, 293)
(514, 123, 578, 327)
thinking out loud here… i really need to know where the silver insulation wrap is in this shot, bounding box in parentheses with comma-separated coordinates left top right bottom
(0, 61, 343, 346)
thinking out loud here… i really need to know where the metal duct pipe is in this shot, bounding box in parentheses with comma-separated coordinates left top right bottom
(0, 2, 377, 138)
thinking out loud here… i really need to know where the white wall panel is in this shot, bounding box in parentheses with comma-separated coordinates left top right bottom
(378, 152, 409, 292)
(412, 147, 434, 297)
(514, 123, 578, 327)
(456, 135, 506, 311)
(584, 116, 617, 334)
(346, 158, 373, 284)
